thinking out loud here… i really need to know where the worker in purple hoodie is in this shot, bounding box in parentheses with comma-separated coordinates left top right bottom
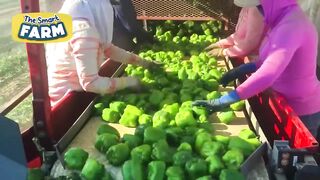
(193, 0, 320, 138)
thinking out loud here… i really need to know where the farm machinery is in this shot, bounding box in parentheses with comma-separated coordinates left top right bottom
(1, 0, 320, 179)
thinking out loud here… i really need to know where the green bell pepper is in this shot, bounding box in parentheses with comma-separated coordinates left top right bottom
(95, 133, 119, 153)
(204, 79, 219, 91)
(246, 138, 261, 149)
(206, 155, 224, 176)
(148, 161, 166, 180)
(163, 103, 180, 119)
(200, 141, 225, 158)
(177, 142, 192, 152)
(123, 94, 138, 105)
(222, 149, 244, 170)
(96, 124, 120, 138)
(81, 158, 105, 180)
(122, 157, 144, 180)
(228, 136, 255, 157)
(173, 150, 193, 167)
(198, 122, 214, 133)
(94, 102, 105, 116)
(192, 106, 208, 117)
(138, 114, 152, 125)
(217, 111, 236, 124)
(102, 172, 113, 180)
(195, 176, 212, 180)
(175, 110, 197, 127)
(165, 127, 184, 146)
(109, 101, 126, 114)
(206, 91, 220, 100)
(144, 127, 166, 144)
(152, 110, 171, 128)
(219, 169, 245, 180)
(166, 166, 185, 180)
(185, 158, 208, 180)
(195, 132, 212, 153)
(213, 135, 230, 146)
(149, 90, 165, 106)
(238, 129, 256, 139)
(119, 111, 139, 127)
(102, 108, 121, 123)
(151, 139, 173, 163)
(64, 147, 89, 170)
(179, 101, 193, 111)
(134, 124, 149, 139)
(230, 100, 245, 111)
(121, 134, 142, 150)
(130, 144, 152, 163)
(106, 143, 130, 166)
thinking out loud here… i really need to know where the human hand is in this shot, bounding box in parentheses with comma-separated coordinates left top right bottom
(192, 90, 241, 113)
(207, 48, 225, 57)
(140, 60, 163, 70)
(205, 42, 220, 51)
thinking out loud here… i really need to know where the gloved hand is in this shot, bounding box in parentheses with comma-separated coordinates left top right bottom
(207, 48, 225, 57)
(123, 77, 145, 92)
(192, 90, 240, 112)
(219, 62, 257, 87)
(139, 59, 163, 70)
(204, 42, 220, 51)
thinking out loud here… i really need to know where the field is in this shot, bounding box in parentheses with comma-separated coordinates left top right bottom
(0, 0, 33, 131)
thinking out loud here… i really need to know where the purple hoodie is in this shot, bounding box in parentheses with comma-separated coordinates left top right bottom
(236, 0, 320, 116)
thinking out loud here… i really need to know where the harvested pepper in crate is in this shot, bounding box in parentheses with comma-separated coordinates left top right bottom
(106, 143, 130, 166)
(222, 149, 244, 170)
(185, 158, 208, 179)
(95, 133, 119, 153)
(81, 158, 105, 180)
(96, 124, 120, 138)
(64, 147, 89, 171)
(148, 161, 166, 180)
(130, 144, 152, 163)
(166, 166, 185, 180)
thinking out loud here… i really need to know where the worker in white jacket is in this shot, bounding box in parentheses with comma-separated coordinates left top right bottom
(298, 0, 320, 77)
(45, 0, 158, 107)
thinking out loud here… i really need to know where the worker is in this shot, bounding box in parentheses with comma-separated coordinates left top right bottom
(112, 0, 154, 51)
(193, 0, 320, 138)
(298, 0, 320, 78)
(45, 0, 159, 107)
(205, 0, 265, 61)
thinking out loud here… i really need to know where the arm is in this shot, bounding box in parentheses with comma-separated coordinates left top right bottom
(71, 20, 138, 94)
(105, 44, 158, 68)
(224, 8, 265, 57)
(235, 25, 301, 99)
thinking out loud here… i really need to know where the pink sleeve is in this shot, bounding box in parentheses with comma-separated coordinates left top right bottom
(225, 8, 264, 57)
(236, 25, 300, 99)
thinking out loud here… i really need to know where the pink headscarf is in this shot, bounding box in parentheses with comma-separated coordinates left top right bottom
(260, 0, 298, 26)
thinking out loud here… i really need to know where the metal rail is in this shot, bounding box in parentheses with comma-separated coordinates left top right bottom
(0, 85, 32, 115)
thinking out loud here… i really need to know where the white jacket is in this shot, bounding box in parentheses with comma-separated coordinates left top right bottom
(45, 0, 144, 106)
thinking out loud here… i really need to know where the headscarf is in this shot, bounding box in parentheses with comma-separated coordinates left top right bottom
(260, 0, 297, 26)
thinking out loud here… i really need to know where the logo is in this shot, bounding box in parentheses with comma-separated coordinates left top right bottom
(12, 13, 72, 43)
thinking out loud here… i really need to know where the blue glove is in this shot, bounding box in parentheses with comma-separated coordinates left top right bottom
(192, 90, 241, 112)
(220, 62, 257, 87)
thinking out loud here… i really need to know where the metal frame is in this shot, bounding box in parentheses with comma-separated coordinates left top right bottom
(0, 85, 32, 115)
(20, 0, 318, 166)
